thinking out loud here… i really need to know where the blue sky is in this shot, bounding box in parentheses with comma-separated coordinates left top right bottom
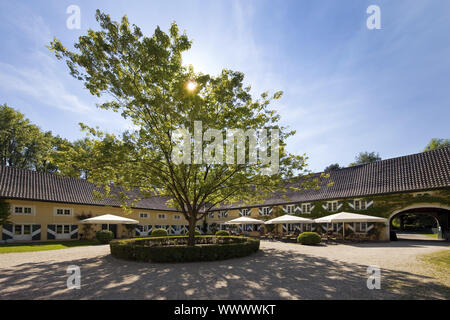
(0, 0, 449, 172)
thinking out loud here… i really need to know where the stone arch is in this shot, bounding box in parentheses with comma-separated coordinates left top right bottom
(387, 203, 450, 240)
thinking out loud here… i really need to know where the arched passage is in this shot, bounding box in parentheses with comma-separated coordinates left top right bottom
(388, 204, 450, 241)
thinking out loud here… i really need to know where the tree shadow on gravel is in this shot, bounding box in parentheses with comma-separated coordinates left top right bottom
(0, 248, 449, 300)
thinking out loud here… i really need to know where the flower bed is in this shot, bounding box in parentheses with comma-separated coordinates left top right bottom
(109, 236, 260, 262)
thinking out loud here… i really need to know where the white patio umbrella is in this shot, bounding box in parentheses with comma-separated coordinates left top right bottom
(224, 216, 264, 234)
(265, 214, 314, 224)
(224, 217, 265, 225)
(314, 212, 387, 238)
(80, 214, 139, 225)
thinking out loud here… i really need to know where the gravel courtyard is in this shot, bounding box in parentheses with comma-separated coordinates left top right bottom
(0, 240, 449, 300)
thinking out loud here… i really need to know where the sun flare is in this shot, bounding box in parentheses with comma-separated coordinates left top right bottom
(186, 80, 197, 92)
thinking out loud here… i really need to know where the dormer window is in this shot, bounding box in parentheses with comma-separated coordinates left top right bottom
(14, 206, 33, 215)
(286, 205, 294, 214)
(240, 209, 250, 216)
(354, 200, 366, 210)
(218, 211, 228, 218)
(327, 201, 338, 212)
(54, 207, 73, 216)
(301, 203, 312, 214)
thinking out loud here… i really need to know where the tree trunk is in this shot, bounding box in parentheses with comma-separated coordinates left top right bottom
(187, 216, 197, 247)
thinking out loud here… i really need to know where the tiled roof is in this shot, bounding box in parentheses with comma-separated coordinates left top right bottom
(214, 146, 450, 210)
(0, 166, 177, 211)
(0, 147, 449, 211)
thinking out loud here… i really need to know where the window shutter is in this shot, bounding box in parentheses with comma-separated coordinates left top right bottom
(348, 200, 354, 209)
(31, 224, 41, 240)
(47, 224, 56, 240)
(2, 224, 13, 240)
(70, 225, 78, 239)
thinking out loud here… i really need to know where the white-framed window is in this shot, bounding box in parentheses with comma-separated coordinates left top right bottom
(354, 222, 367, 233)
(327, 201, 338, 212)
(240, 209, 250, 216)
(218, 211, 228, 218)
(139, 213, 149, 219)
(174, 215, 181, 220)
(286, 205, 295, 214)
(261, 207, 271, 216)
(353, 199, 366, 210)
(301, 203, 312, 214)
(209, 213, 214, 218)
(14, 224, 32, 235)
(141, 225, 151, 232)
(13, 205, 34, 215)
(158, 214, 166, 219)
(55, 224, 71, 234)
(54, 207, 73, 216)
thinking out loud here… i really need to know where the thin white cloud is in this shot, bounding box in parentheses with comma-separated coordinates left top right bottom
(0, 61, 93, 114)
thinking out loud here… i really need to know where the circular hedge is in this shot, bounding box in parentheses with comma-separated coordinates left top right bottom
(110, 236, 260, 262)
(297, 232, 322, 245)
(215, 230, 230, 236)
(96, 230, 114, 244)
(151, 228, 169, 237)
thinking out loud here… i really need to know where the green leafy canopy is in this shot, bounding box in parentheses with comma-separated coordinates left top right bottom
(48, 10, 320, 240)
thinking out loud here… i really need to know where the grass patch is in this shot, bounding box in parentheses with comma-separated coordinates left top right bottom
(419, 249, 450, 287)
(0, 240, 101, 253)
(421, 250, 450, 268)
(423, 233, 438, 238)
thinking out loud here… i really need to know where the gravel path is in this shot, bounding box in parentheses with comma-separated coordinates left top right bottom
(0, 240, 448, 300)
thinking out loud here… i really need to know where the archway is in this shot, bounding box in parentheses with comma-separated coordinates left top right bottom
(388, 204, 450, 241)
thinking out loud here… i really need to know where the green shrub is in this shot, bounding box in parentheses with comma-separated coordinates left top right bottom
(186, 229, 201, 236)
(96, 230, 114, 244)
(151, 228, 168, 237)
(110, 236, 260, 262)
(215, 230, 229, 236)
(297, 232, 321, 245)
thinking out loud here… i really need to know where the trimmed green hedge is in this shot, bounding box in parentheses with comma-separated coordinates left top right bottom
(151, 228, 168, 237)
(110, 236, 260, 262)
(215, 230, 230, 236)
(297, 232, 322, 245)
(96, 230, 114, 244)
(186, 229, 201, 236)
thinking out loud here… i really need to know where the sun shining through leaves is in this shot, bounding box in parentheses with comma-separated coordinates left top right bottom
(186, 80, 197, 92)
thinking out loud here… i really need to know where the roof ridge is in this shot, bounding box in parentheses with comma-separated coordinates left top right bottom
(317, 146, 450, 173)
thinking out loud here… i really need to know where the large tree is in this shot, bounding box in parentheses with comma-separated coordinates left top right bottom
(0, 199, 11, 227)
(349, 151, 381, 167)
(0, 104, 64, 172)
(49, 11, 316, 246)
(423, 138, 450, 152)
(324, 163, 341, 172)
